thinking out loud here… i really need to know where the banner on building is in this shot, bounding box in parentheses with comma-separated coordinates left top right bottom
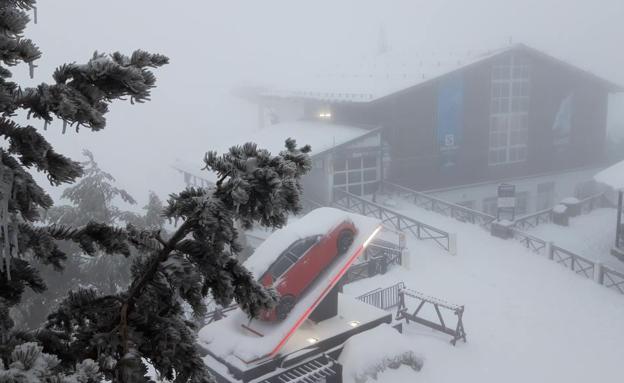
(437, 74, 464, 167)
(553, 93, 573, 150)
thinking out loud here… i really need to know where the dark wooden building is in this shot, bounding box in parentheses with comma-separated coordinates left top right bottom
(245, 43, 622, 213)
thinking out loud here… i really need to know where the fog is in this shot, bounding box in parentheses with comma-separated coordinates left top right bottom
(18, 0, 624, 207)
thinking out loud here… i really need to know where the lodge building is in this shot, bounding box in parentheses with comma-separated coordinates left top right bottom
(177, 43, 621, 216)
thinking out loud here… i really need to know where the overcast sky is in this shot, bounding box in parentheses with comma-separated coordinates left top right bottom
(16, 0, 624, 209)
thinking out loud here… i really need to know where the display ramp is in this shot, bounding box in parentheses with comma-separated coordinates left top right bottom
(198, 207, 381, 366)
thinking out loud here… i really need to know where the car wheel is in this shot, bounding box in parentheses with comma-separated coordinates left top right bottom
(337, 229, 355, 255)
(276, 295, 297, 321)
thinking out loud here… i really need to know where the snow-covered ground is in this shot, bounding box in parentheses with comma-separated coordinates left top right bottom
(339, 201, 624, 382)
(526, 208, 623, 272)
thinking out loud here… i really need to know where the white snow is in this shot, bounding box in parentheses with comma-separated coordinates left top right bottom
(198, 208, 381, 364)
(595, 159, 624, 190)
(560, 197, 580, 204)
(194, 121, 373, 161)
(527, 208, 623, 272)
(339, 323, 423, 383)
(552, 204, 567, 214)
(340, 201, 624, 383)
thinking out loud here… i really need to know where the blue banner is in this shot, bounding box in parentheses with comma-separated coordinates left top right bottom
(437, 74, 464, 167)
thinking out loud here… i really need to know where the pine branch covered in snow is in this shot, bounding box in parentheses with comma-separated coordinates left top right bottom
(35, 140, 310, 382)
(0, 0, 167, 381)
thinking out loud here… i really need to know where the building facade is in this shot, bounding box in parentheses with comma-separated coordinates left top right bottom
(245, 44, 622, 213)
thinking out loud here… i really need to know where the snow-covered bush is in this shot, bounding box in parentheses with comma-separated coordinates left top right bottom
(339, 324, 424, 383)
(0, 342, 100, 383)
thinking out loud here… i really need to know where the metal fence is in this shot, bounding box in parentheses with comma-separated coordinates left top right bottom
(343, 246, 403, 285)
(380, 181, 496, 228)
(355, 282, 405, 311)
(333, 188, 451, 252)
(260, 354, 339, 383)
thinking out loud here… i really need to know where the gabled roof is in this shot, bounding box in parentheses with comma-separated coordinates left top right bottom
(238, 121, 381, 158)
(595, 160, 624, 190)
(172, 121, 381, 184)
(257, 43, 622, 104)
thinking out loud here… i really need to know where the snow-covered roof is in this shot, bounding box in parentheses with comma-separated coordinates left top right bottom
(260, 43, 622, 103)
(243, 121, 377, 158)
(172, 121, 376, 186)
(594, 160, 624, 190)
(262, 46, 509, 103)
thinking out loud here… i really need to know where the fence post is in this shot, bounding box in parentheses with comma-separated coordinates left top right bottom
(402, 248, 411, 270)
(448, 233, 457, 256)
(547, 242, 554, 260)
(570, 254, 575, 271)
(596, 263, 604, 285)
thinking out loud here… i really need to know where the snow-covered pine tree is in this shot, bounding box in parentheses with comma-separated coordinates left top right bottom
(0, 0, 167, 379)
(17, 151, 166, 330)
(0, 2, 313, 382)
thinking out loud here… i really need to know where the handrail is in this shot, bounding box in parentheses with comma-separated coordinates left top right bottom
(333, 188, 452, 252)
(510, 208, 553, 230)
(381, 181, 496, 227)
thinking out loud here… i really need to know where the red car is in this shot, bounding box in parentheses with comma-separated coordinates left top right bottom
(258, 220, 357, 321)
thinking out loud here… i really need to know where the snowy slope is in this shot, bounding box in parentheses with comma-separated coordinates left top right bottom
(340, 202, 624, 383)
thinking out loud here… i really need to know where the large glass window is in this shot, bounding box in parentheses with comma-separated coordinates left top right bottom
(332, 154, 379, 196)
(489, 54, 530, 165)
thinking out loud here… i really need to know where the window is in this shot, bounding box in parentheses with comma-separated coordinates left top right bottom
(333, 173, 346, 186)
(270, 256, 294, 279)
(332, 154, 379, 196)
(288, 236, 319, 259)
(536, 182, 555, 211)
(489, 54, 530, 165)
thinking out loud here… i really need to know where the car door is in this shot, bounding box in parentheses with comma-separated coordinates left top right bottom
(278, 236, 321, 297)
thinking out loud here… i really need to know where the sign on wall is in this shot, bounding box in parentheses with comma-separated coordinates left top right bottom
(497, 183, 516, 220)
(437, 74, 464, 167)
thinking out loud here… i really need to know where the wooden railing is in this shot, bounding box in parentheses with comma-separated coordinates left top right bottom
(511, 229, 548, 255)
(511, 192, 611, 230)
(511, 226, 624, 295)
(333, 188, 452, 252)
(578, 192, 613, 214)
(381, 181, 496, 228)
(395, 287, 467, 346)
(550, 245, 596, 280)
(510, 209, 553, 230)
(598, 265, 624, 295)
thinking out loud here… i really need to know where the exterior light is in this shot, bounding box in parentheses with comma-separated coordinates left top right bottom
(307, 337, 319, 344)
(363, 226, 382, 248)
(318, 111, 332, 119)
(348, 320, 361, 327)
